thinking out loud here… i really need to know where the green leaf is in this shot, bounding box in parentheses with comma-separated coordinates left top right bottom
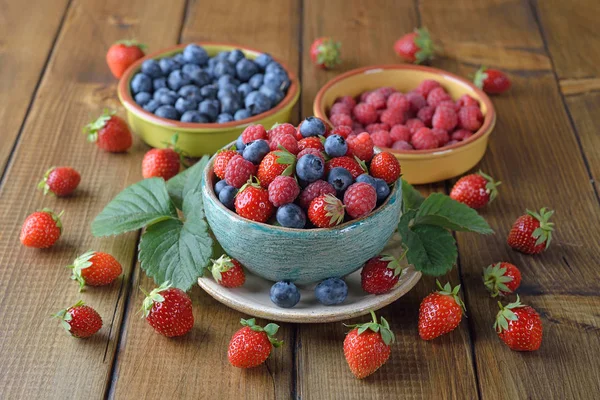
(92, 178, 177, 237)
(398, 220, 457, 276)
(167, 155, 210, 210)
(401, 179, 425, 212)
(414, 193, 493, 234)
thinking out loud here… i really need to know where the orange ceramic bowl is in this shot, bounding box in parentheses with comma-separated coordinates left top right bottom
(313, 65, 496, 184)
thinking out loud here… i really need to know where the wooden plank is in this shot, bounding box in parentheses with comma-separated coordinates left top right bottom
(419, 0, 600, 398)
(0, 0, 186, 399)
(0, 0, 70, 174)
(108, 0, 300, 398)
(297, 1, 479, 398)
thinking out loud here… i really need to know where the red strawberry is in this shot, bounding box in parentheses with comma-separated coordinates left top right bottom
(268, 175, 300, 206)
(38, 166, 81, 196)
(106, 40, 145, 79)
(235, 179, 275, 223)
(457, 106, 484, 131)
(142, 148, 180, 180)
(228, 318, 282, 368)
(225, 155, 256, 188)
(346, 132, 374, 162)
(310, 37, 341, 69)
(241, 125, 268, 144)
(411, 127, 438, 150)
(257, 149, 296, 188)
(361, 255, 404, 294)
(393, 28, 435, 63)
(214, 149, 239, 179)
(507, 208, 555, 254)
(432, 106, 458, 131)
(210, 255, 246, 288)
(53, 300, 102, 338)
(142, 282, 194, 337)
(308, 194, 345, 228)
(390, 125, 411, 142)
(343, 311, 395, 379)
(20, 209, 63, 248)
(474, 66, 511, 94)
(84, 110, 132, 153)
(426, 87, 451, 108)
(343, 182, 376, 219)
(494, 296, 542, 351)
(297, 180, 336, 209)
(352, 103, 378, 125)
(325, 156, 365, 179)
(450, 171, 501, 209)
(67, 251, 122, 291)
(298, 136, 324, 152)
(418, 281, 465, 340)
(483, 262, 521, 297)
(370, 152, 401, 184)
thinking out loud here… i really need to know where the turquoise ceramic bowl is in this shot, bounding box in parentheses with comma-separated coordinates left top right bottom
(201, 151, 403, 284)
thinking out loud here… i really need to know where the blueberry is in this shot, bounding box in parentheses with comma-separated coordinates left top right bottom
(264, 71, 290, 91)
(178, 85, 203, 102)
(188, 68, 211, 87)
(270, 281, 301, 308)
(265, 61, 285, 74)
(143, 99, 160, 113)
(244, 91, 272, 115)
(276, 204, 306, 229)
(235, 135, 246, 151)
(213, 60, 236, 78)
(153, 77, 167, 90)
(299, 117, 326, 137)
(254, 53, 274, 70)
(248, 73, 264, 90)
(235, 59, 259, 82)
(141, 59, 163, 78)
(374, 178, 390, 203)
(198, 99, 219, 121)
(324, 135, 348, 157)
(214, 180, 228, 196)
(159, 58, 179, 75)
(234, 109, 251, 121)
(217, 113, 234, 123)
(296, 154, 324, 182)
(134, 92, 152, 106)
(214, 51, 230, 62)
(173, 53, 185, 64)
(327, 167, 354, 193)
(218, 185, 238, 209)
(200, 84, 218, 100)
(218, 85, 239, 100)
(315, 278, 348, 306)
(167, 70, 191, 91)
(259, 85, 284, 105)
(243, 139, 270, 164)
(227, 49, 245, 64)
(175, 97, 198, 114)
(183, 44, 209, 65)
(217, 75, 240, 88)
(237, 83, 253, 98)
(180, 110, 208, 123)
(155, 89, 178, 105)
(204, 65, 214, 77)
(131, 73, 152, 94)
(221, 95, 242, 114)
(154, 105, 179, 120)
(356, 173, 377, 187)
(182, 63, 202, 76)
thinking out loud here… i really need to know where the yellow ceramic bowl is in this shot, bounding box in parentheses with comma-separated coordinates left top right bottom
(118, 43, 300, 156)
(313, 65, 496, 184)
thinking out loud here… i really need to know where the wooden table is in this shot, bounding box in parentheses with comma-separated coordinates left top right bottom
(1, 0, 599, 398)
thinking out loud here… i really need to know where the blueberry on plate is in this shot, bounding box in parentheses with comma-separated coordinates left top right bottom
(143, 99, 160, 113)
(227, 49, 245, 64)
(217, 113, 234, 123)
(259, 85, 284, 105)
(180, 110, 208, 123)
(178, 85, 203, 102)
(182, 44, 209, 65)
(276, 204, 306, 229)
(167, 70, 191, 91)
(234, 108, 251, 121)
(141, 59, 163, 78)
(243, 139, 270, 164)
(131, 73, 152, 94)
(315, 278, 348, 306)
(237, 83, 253, 98)
(154, 105, 179, 120)
(214, 180, 228, 196)
(263, 71, 290, 91)
(235, 134, 246, 151)
(356, 173, 377, 187)
(153, 77, 167, 91)
(248, 73, 264, 90)
(254, 53, 274, 70)
(299, 116, 326, 138)
(213, 60, 236, 78)
(236, 58, 259, 82)
(221, 95, 242, 115)
(134, 92, 152, 106)
(218, 185, 238, 210)
(217, 75, 240, 88)
(200, 84, 218, 100)
(296, 154, 324, 182)
(324, 134, 348, 157)
(155, 90, 178, 106)
(270, 281, 301, 308)
(175, 97, 198, 114)
(244, 91, 272, 115)
(159, 57, 179, 75)
(327, 167, 353, 192)
(374, 178, 390, 202)
(198, 99, 219, 121)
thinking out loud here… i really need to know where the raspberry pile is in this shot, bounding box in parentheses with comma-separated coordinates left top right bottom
(327, 80, 484, 150)
(212, 117, 401, 229)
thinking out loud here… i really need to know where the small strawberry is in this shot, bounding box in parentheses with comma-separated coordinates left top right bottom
(507, 208, 555, 254)
(325, 156, 365, 179)
(241, 124, 268, 144)
(370, 152, 401, 184)
(142, 147, 180, 181)
(142, 281, 194, 337)
(106, 40, 146, 79)
(83, 109, 133, 153)
(67, 250, 122, 291)
(418, 281, 465, 340)
(210, 255, 246, 288)
(343, 311, 395, 379)
(346, 132, 374, 162)
(298, 136, 324, 152)
(473, 66, 511, 94)
(235, 178, 275, 223)
(352, 103, 378, 126)
(297, 180, 336, 209)
(450, 171, 501, 209)
(361, 255, 405, 294)
(308, 194, 345, 228)
(394, 28, 435, 64)
(310, 37, 342, 69)
(38, 166, 81, 196)
(225, 155, 256, 188)
(213, 148, 239, 179)
(483, 262, 521, 297)
(343, 182, 377, 219)
(53, 300, 102, 338)
(268, 175, 300, 206)
(228, 318, 282, 368)
(494, 296, 542, 351)
(257, 149, 296, 188)
(20, 208, 63, 248)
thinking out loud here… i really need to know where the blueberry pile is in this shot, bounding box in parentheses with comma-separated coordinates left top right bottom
(130, 44, 291, 123)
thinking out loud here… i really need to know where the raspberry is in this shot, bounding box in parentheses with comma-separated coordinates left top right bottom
(426, 87, 451, 108)
(447, 139, 460, 146)
(268, 175, 300, 207)
(456, 94, 479, 108)
(411, 127, 439, 150)
(370, 130, 393, 148)
(405, 92, 427, 113)
(432, 107, 458, 131)
(392, 140, 413, 150)
(437, 100, 459, 112)
(241, 125, 268, 144)
(328, 125, 352, 139)
(337, 96, 357, 108)
(346, 132, 374, 162)
(406, 118, 426, 134)
(390, 125, 411, 142)
(330, 102, 352, 116)
(352, 103, 378, 125)
(214, 149, 238, 179)
(375, 87, 397, 98)
(451, 129, 473, 141)
(432, 128, 450, 146)
(343, 182, 377, 219)
(365, 123, 390, 134)
(326, 156, 365, 179)
(386, 93, 410, 114)
(298, 136, 324, 152)
(330, 113, 353, 127)
(365, 92, 386, 110)
(359, 91, 372, 103)
(225, 155, 256, 188)
(457, 106, 484, 131)
(270, 133, 299, 154)
(415, 79, 441, 97)
(380, 108, 405, 126)
(297, 148, 325, 163)
(370, 152, 401, 184)
(417, 106, 435, 127)
(268, 123, 296, 140)
(297, 180, 336, 209)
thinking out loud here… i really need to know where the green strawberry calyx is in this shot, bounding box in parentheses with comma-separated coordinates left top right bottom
(140, 281, 171, 318)
(83, 109, 116, 143)
(413, 28, 435, 64)
(316, 38, 342, 69)
(210, 254, 235, 283)
(478, 170, 501, 203)
(238, 176, 264, 195)
(380, 251, 408, 278)
(473, 66, 489, 89)
(494, 295, 525, 333)
(483, 263, 514, 297)
(527, 207, 555, 249)
(274, 145, 297, 176)
(114, 39, 147, 51)
(52, 300, 85, 333)
(240, 318, 283, 348)
(344, 310, 395, 346)
(37, 166, 57, 196)
(40, 208, 64, 232)
(161, 133, 190, 167)
(436, 280, 466, 312)
(323, 194, 345, 226)
(66, 250, 96, 292)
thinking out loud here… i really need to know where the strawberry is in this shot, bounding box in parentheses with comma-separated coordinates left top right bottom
(142, 147, 180, 180)
(473, 66, 511, 94)
(308, 194, 345, 228)
(310, 37, 342, 69)
(213, 149, 239, 179)
(370, 152, 401, 184)
(325, 156, 365, 179)
(83, 109, 133, 153)
(361, 255, 405, 294)
(257, 149, 296, 188)
(210, 255, 246, 288)
(53, 300, 102, 338)
(507, 208, 555, 254)
(67, 251, 123, 291)
(106, 40, 145, 79)
(297, 180, 336, 209)
(494, 296, 542, 351)
(228, 318, 282, 368)
(450, 170, 501, 209)
(142, 282, 194, 337)
(298, 136, 324, 152)
(393, 28, 435, 63)
(20, 208, 63, 248)
(235, 179, 275, 223)
(343, 182, 377, 219)
(483, 262, 521, 297)
(418, 281, 465, 340)
(38, 166, 81, 196)
(343, 311, 395, 379)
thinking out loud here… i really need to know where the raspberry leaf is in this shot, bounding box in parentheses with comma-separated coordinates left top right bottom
(414, 193, 493, 234)
(401, 179, 425, 212)
(167, 155, 210, 210)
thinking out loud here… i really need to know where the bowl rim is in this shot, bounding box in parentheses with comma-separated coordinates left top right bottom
(313, 64, 496, 156)
(118, 42, 300, 131)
